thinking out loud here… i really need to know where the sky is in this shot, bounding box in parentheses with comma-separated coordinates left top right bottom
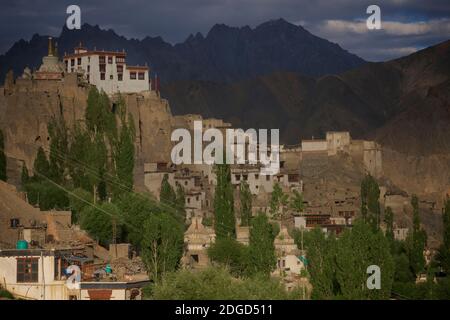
(0, 0, 449, 61)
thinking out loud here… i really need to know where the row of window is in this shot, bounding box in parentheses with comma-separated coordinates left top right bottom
(235, 174, 269, 181)
(99, 56, 124, 64)
(67, 55, 125, 67)
(99, 72, 144, 81)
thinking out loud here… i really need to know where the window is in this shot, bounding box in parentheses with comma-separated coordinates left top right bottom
(100, 73, 105, 80)
(99, 56, 105, 64)
(17, 258, 39, 283)
(118, 73, 123, 81)
(10, 218, 20, 228)
(77, 58, 81, 65)
(196, 196, 199, 201)
(71, 59, 75, 66)
(99, 64, 106, 73)
(110, 75, 113, 80)
(65, 60, 68, 71)
(255, 174, 259, 180)
(266, 175, 270, 181)
(130, 72, 136, 80)
(116, 56, 125, 64)
(108, 56, 113, 64)
(235, 175, 241, 181)
(117, 65, 123, 73)
(243, 175, 248, 181)
(138, 72, 145, 80)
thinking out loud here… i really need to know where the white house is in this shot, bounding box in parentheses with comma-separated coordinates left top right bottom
(63, 45, 149, 94)
(0, 248, 149, 300)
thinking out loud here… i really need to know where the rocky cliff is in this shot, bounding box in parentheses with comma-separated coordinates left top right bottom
(0, 74, 173, 190)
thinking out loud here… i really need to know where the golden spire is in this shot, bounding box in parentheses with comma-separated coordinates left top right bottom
(48, 37, 53, 56)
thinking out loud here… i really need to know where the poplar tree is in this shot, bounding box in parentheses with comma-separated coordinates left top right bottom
(47, 117, 68, 183)
(407, 195, 427, 276)
(335, 220, 394, 299)
(33, 146, 50, 178)
(289, 189, 304, 213)
(239, 181, 252, 226)
(85, 87, 116, 137)
(0, 129, 6, 181)
(269, 182, 288, 220)
(307, 228, 337, 299)
(247, 213, 276, 276)
(384, 206, 394, 243)
(141, 213, 183, 281)
(213, 163, 235, 239)
(160, 173, 176, 206)
(361, 174, 381, 230)
(115, 115, 135, 193)
(438, 198, 450, 273)
(175, 183, 186, 217)
(21, 164, 29, 185)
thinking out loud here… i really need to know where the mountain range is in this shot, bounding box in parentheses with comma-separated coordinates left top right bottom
(162, 40, 450, 155)
(0, 19, 365, 84)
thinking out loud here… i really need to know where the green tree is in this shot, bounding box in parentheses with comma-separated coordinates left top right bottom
(68, 188, 94, 224)
(393, 252, 415, 283)
(0, 129, 7, 181)
(68, 125, 91, 190)
(160, 174, 176, 206)
(85, 87, 117, 137)
(208, 238, 249, 277)
(306, 228, 337, 299)
(384, 206, 394, 243)
(33, 147, 50, 179)
(407, 195, 427, 276)
(335, 220, 394, 299)
(289, 189, 304, 213)
(437, 198, 450, 273)
(47, 117, 68, 183)
(115, 192, 160, 247)
(213, 163, 235, 239)
(269, 183, 288, 220)
(141, 212, 183, 281)
(239, 181, 252, 226)
(176, 183, 186, 217)
(361, 174, 381, 230)
(149, 267, 301, 300)
(21, 164, 29, 186)
(247, 213, 276, 276)
(24, 180, 69, 210)
(114, 111, 135, 195)
(80, 202, 122, 246)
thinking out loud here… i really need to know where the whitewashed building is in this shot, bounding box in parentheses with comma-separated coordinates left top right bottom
(0, 249, 149, 300)
(63, 45, 149, 94)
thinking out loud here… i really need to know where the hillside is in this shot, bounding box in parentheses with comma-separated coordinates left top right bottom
(162, 40, 450, 155)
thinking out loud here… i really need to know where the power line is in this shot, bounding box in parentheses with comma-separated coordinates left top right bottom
(44, 143, 239, 233)
(5, 142, 238, 233)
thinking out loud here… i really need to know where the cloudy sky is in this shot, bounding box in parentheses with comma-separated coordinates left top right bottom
(0, 0, 449, 61)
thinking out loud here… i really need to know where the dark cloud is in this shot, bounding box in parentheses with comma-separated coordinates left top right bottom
(0, 0, 449, 60)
